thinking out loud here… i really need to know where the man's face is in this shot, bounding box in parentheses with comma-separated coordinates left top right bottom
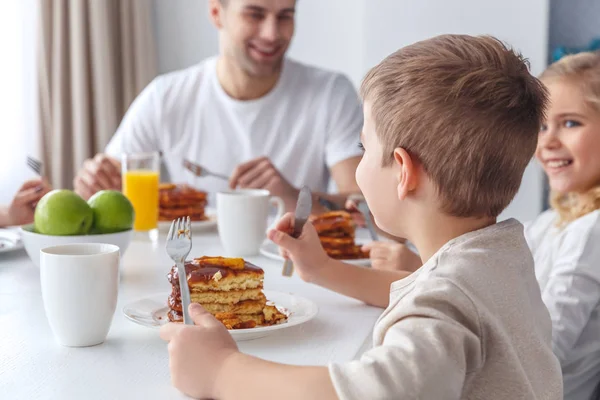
(214, 0, 296, 78)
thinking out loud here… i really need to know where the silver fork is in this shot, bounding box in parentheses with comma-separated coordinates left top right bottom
(166, 217, 193, 325)
(27, 156, 43, 177)
(183, 159, 229, 181)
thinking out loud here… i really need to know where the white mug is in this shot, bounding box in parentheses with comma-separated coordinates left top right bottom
(40, 243, 120, 347)
(217, 189, 285, 256)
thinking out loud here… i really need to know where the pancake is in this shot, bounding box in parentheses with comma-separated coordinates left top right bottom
(166, 256, 287, 329)
(310, 211, 369, 260)
(159, 183, 208, 222)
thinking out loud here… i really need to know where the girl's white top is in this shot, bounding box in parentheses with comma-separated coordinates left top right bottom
(526, 209, 600, 400)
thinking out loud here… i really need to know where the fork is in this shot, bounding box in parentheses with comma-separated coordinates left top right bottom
(183, 159, 229, 181)
(166, 217, 193, 325)
(27, 156, 43, 177)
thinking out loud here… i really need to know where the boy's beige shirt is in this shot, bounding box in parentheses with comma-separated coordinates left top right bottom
(329, 219, 563, 399)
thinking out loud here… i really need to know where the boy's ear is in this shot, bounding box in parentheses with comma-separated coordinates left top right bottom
(393, 148, 418, 200)
(208, 0, 224, 29)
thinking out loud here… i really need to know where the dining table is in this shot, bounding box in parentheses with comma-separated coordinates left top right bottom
(0, 226, 383, 399)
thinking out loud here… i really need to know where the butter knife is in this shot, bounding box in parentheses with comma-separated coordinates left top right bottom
(282, 186, 312, 277)
(357, 201, 379, 241)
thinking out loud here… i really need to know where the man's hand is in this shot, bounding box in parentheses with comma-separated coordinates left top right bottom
(160, 303, 239, 399)
(229, 157, 299, 210)
(74, 154, 121, 200)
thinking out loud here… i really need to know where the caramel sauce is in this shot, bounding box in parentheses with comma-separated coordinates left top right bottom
(167, 261, 263, 286)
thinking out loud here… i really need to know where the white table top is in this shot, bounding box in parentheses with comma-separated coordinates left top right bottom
(0, 227, 382, 399)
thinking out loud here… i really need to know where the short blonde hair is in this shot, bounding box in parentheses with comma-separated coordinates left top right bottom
(361, 34, 548, 218)
(540, 51, 600, 225)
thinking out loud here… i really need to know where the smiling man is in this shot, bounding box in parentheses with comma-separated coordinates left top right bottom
(74, 0, 363, 212)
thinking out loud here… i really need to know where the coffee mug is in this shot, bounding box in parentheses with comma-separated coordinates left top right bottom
(40, 243, 120, 347)
(217, 189, 285, 256)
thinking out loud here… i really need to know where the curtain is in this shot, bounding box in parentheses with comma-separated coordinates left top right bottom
(37, 0, 157, 189)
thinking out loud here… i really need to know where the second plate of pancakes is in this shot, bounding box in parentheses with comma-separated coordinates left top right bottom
(259, 240, 372, 267)
(157, 208, 217, 232)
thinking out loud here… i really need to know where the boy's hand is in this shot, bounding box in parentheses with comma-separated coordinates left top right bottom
(267, 213, 330, 282)
(362, 241, 422, 272)
(344, 198, 366, 227)
(6, 179, 51, 226)
(160, 303, 239, 399)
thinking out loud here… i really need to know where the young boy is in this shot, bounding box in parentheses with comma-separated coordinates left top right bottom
(160, 34, 563, 399)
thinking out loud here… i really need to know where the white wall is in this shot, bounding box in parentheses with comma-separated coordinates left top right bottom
(0, 0, 39, 204)
(288, 0, 365, 86)
(152, 0, 218, 73)
(151, 0, 550, 222)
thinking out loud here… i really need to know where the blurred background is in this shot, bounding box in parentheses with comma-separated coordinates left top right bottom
(1, 0, 599, 222)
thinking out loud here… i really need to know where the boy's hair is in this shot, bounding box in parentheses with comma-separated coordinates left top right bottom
(361, 34, 548, 218)
(540, 51, 600, 225)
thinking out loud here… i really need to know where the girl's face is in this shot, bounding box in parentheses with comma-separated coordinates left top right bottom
(537, 79, 600, 194)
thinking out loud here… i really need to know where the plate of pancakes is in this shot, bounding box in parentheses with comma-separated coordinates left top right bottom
(123, 256, 318, 341)
(157, 183, 217, 231)
(261, 211, 372, 266)
(259, 241, 371, 267)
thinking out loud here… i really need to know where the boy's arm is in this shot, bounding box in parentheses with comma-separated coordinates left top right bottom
(216, 354, 337, 400)
(267, 217, 410, 309)
(311, 259, 410, 308)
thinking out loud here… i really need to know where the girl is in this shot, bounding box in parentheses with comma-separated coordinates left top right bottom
(526, 51, 600, 400)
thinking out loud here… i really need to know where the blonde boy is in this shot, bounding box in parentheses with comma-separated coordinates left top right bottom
(160, 34, 563, 399)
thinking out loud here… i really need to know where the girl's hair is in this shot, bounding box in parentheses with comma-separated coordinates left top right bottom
(540, 51, 600, 226)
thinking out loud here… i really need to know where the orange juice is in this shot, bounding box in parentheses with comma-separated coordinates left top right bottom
(123, 170, 159, 231)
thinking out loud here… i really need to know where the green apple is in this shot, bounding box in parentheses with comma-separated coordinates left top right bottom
(34, 190, 93, 235)
(88, 190, 135, 234)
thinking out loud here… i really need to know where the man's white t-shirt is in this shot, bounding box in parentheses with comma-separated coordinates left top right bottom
(105, 57, 364, 194)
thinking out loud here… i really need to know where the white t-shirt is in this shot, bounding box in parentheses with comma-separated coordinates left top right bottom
(525, 209, 600, 400)
(329, 219, 562, 400)
(105, 57, 363, 195)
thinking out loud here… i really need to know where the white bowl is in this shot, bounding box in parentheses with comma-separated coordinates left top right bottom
(19, 224, 133, 268)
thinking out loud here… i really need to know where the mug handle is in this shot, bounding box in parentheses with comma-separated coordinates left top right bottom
(268, 196, 286, 230)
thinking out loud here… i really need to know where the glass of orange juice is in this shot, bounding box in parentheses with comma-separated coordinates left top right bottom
(121, 152, 160, 236)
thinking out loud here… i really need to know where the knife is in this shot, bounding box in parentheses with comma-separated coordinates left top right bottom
(357, 201, 379, 241)
(282, 186, 312, 277)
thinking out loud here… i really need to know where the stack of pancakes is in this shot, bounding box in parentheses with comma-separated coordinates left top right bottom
(167, 256, 287, 329)
(310, 211, 369, 260)
(159, 183, 207, 222)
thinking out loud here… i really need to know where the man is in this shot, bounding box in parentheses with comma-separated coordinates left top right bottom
(74, 0, 363, 212)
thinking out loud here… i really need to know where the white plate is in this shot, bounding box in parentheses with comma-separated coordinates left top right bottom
(123, 290, 318, 341)
(259, 240, 372, 267)
(158, 208, 217, 232)
(0, 229, 24, 254)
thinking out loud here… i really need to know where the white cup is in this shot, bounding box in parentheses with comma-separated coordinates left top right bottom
(40, 243, 120, 347)
(217, 189, 285, 256)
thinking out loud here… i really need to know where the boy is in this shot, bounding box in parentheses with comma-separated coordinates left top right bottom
(160, 34, 563, 399)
